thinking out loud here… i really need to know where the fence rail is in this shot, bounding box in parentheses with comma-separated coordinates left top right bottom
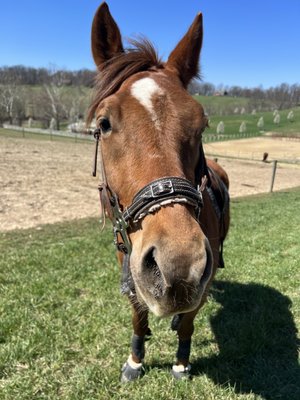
(2, 124, 93, 141)
(203, 131, 262, 143)
(3, 124, 262, 144)
(2, 124, 299, 164)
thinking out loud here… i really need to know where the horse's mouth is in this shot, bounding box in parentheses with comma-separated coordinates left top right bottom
(132, 242, 213, 317)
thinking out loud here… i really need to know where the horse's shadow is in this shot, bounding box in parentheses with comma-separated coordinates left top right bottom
(192, 280, 300, 400)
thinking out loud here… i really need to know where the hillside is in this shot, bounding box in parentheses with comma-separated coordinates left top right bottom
(194, 95, 300, 136)
(1, 81, 299, 137)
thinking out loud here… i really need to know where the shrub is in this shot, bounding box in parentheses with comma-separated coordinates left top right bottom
(257, 116, 264, 130)
(216, 121, 225, 134)
(239, 121, 247, 133)
(274, 113, 280, 125)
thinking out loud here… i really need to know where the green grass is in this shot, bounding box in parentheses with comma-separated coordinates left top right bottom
(1, 190, 300, 399)
(194, 94, 252, 113)
(206, 107, 300, 136)
(193, 95, 300, 137)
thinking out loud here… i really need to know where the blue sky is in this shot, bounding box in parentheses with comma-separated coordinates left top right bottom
(1, 0, 299, 88)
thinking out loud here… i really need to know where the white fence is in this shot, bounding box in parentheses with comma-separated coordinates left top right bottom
(2, 124, 93, 141)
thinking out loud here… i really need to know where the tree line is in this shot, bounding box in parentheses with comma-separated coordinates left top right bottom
(189, 81, 300, 111)
(0, 66, 96, 87)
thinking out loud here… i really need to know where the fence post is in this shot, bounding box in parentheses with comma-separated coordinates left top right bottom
(269, 160, 278, 193)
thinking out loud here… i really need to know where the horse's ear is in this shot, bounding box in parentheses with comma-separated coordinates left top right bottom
(166, 13, 203, 87)
(91, 2, 124, 70)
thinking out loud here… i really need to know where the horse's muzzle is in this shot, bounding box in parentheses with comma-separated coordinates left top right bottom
(131, 236, 213, 317)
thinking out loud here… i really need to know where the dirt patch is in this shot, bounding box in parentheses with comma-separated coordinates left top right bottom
(211, 157, 300, 197)
(204, 136, 300, 197)
(0, 136, 100, 231)
(204, 136, 300, 162)
(1, 135, 300, 231)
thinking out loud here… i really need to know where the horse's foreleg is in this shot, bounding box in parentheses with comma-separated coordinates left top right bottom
(171, 308, 198, 379)
(121, 297, 150, 382)
(171, 281, 215, 379)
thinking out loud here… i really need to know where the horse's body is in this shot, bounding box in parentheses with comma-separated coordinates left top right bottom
(88, 3, 230, 381)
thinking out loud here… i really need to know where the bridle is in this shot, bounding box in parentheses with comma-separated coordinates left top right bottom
(92, 128, 207, 256)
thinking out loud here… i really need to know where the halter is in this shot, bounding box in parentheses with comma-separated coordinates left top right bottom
(92, 128, 206, 256)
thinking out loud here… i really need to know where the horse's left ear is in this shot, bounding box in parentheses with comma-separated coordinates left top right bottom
(91, 2, 124, 70)
(166, 13, 203, 87)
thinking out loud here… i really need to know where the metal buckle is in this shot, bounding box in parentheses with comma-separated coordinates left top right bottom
(110, 193, 132, 255)
(113, 224, 131, 254)
(143, 180, 174, 198)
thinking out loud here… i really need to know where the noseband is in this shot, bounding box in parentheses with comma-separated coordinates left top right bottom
(93, 128, 206, 255)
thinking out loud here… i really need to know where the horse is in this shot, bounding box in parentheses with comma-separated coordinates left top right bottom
(88, 2, 230, 381)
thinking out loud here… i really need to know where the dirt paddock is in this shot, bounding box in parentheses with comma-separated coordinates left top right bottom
(1, 135, 300, 231)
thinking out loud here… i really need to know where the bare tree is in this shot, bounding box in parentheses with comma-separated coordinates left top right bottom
(0, 84, 25, 125)
(43, 84, 68, 130)
(0, 85, 15, 124)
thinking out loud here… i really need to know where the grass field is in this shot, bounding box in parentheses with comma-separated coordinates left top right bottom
(205, 107, 300, 137)
(1, 190, 299, 399)
(193, 95, 300, 136)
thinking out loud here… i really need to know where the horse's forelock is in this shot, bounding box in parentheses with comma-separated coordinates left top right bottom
(87, 38, 163, 125)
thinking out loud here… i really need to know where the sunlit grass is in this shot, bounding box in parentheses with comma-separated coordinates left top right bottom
(0, 190, 299, 399)
(205, 107, 300, 136)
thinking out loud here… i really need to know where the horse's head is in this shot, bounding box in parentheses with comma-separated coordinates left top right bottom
(89, 3, 212, 317)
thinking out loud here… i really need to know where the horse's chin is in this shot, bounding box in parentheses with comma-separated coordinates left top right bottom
(134, 285, 200, 318)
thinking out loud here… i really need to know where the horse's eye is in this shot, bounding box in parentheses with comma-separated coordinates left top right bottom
(99, 117, 112, 135)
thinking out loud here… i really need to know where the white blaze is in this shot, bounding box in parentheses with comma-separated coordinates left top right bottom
(131, 77, 164, 129)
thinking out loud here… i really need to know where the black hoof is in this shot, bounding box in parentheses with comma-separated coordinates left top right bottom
(120, 361, 143, 382)
(171, 364, 192, 380)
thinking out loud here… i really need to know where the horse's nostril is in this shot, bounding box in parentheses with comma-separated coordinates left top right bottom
(142, 247, 157, 269)
(142, 247, 164, 298)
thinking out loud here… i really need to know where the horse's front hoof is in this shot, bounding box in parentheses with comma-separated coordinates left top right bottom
(120, 356, 143, 382)
(171, 364, 192, 380)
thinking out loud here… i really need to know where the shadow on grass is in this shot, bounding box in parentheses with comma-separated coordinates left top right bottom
(193, 280, 300, 400)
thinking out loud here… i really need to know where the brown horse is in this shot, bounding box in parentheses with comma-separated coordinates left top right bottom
(88, 2, 230, 381)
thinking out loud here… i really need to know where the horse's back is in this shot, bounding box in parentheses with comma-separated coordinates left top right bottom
(207, 159, 229, 190)
(205, 159, 230, 268)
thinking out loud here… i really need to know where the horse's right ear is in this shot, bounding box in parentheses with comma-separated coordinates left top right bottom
(91, 2, 124, 70)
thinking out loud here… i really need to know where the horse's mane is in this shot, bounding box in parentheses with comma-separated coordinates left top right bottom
(87, 38, 163, 124)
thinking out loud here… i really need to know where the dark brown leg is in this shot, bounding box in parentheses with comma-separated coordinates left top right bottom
(171, 308, 199, 379)
(130, 297, 150, 362)
(171, 287, 213, 379)
(121, 296, 150, 382)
